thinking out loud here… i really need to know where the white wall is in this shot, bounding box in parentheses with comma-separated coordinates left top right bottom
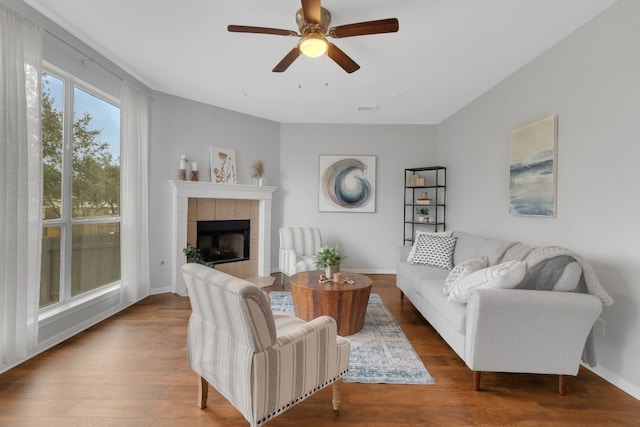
(280, 124, 437, 272)
(17, 0, 637, 398)
(437, 0, 640, 398)
(148, 93, 281, 291)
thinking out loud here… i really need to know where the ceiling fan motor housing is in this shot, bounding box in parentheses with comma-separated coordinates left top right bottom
(296, 7, 331, 35)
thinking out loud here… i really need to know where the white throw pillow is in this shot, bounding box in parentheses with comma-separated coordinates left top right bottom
(407, 230, 453, 262)
(443, 256, 489, 295)
(409, 234, 457, 270)
(448, 260, 527, 304)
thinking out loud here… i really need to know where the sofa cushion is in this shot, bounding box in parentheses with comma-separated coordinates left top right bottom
(448, 260, 527, 304)
(398, 260, 449, 286)
(398, 260, 467, 334)
(413, 271, 468, 334)
(443, 256, 489, 295)
(409, 234, 457, 270)
(452, 231, 510, 266)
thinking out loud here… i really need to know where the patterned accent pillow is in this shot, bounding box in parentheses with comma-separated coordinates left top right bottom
(409, 234, 457, 270)
(407, 231, 453, 263)
(443, 257, 489, 295)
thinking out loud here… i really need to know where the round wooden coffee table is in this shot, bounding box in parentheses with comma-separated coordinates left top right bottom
(289, 270, 372, 336)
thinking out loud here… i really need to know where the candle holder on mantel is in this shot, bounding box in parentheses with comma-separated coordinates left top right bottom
(191, 161, 199, 181)
(179, 154, 188, 181)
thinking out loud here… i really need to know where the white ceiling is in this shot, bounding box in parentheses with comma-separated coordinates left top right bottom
(24, 0, 617, 125)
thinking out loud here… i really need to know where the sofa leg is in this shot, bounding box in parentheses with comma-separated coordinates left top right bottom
(332, 379, 343, 411)
(473, 371, 481, 391)
(198, 375, 209, 409)
(558, 374, 566, 396)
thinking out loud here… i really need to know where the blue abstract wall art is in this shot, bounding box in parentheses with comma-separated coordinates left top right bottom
(319, 155, 376, 212)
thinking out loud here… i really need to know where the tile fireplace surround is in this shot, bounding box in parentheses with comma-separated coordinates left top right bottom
(169, 180, 276, 295)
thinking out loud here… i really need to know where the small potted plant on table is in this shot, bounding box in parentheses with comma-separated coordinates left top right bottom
(315, 246, 346, 279)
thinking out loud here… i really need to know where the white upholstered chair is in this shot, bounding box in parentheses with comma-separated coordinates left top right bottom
(279, 227, 323, 283)
(181, 263, 350, 427)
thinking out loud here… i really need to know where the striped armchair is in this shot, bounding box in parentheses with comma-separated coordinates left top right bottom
(279, 227, 323, 283)
(181, 263, 350, 426)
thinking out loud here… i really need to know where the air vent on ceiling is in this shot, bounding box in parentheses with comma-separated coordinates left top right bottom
(357, 105, 380, 112)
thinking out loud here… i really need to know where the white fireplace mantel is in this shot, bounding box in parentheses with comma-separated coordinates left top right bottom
(169, 180, 277, 295)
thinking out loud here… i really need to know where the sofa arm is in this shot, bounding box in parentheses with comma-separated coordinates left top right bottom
(397, 245, 411, 264)
(274, 315, 337, 348)
(464, 289, 602, 375)
(279, 248, 299, 276)
(270, 315, 349, 394)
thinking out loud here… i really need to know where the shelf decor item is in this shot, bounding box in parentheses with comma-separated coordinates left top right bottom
(416, 207, 430, 223)
(416, 191, 432, 204)
(315, 246, 346, 279)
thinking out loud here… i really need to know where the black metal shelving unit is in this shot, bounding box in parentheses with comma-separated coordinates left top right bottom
(403, 166, 446, 245)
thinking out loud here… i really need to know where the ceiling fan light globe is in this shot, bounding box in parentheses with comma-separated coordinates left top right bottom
(300, 36, 328, 58)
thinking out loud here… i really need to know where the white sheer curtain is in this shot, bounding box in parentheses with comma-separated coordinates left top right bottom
(120, 81, 150, 304)
(0, 3, 43, 369)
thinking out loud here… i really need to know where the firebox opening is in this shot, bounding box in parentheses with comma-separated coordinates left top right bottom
(197, 219, 250, 265)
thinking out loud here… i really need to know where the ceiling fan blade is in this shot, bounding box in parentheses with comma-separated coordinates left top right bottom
(301, 0, 322, 24)
(273, 47, 301, 72)
(330, 18, 399, 38)
(228, 25, 297, 37)
(327, 43, 360, 73)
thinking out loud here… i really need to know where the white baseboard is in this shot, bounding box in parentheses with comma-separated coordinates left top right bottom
(583, 363, 640, 400)
(149, 286, 173, 295)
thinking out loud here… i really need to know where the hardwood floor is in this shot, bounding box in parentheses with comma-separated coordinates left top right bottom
(0, 274, 638, 426)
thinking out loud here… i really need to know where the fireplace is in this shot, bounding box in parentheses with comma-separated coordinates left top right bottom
(169, 180, 276, 295)
(197, 219, 250, 265)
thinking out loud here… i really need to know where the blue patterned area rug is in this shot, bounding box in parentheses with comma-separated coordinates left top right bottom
(269, 291, 435, 385)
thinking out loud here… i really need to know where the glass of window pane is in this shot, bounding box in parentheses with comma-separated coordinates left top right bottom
(42, 74, 64, 220)
(40, 226, 62, 308)
(71, 223, 120, 297)
(72, 87, 120, 219)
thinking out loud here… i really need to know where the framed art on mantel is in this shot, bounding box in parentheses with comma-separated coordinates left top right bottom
(210, 147, 237, 184)
(509, 115, 558, 217)
(319, 155, 376, 212)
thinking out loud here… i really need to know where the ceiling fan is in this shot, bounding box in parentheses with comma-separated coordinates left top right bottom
(227, 0, 399, 73)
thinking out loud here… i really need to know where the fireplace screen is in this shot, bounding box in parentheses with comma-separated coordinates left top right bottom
(197, 219, 250, 264)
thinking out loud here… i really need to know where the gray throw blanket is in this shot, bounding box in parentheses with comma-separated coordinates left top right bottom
(495, 242, 614, 366)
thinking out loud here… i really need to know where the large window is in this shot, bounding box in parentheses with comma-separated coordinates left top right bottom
(40, 67, 121, 309)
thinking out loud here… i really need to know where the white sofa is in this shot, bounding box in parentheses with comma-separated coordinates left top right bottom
(396, 231, 611, 394)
